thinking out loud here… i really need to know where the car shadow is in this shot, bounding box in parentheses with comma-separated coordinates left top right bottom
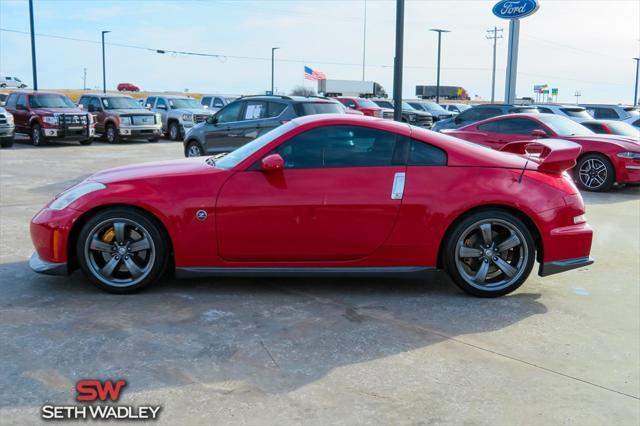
(0, 260, 547, 408)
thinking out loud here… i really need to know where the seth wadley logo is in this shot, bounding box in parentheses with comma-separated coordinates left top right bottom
(41, 380, 162, 421)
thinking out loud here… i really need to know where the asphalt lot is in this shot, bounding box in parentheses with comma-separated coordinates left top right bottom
(0, 135, 639, 425)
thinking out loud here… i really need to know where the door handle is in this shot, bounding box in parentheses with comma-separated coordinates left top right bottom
(391, 172, 406, 200)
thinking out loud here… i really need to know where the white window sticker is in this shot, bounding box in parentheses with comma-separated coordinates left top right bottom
(245, 104, 264, 120)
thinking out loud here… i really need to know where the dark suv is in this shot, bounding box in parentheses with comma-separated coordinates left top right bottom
(183, 95, 344, 157)
(4, 91, 95, 146)
(432, 104, 540, 132)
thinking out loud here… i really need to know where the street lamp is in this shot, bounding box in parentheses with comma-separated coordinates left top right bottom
(633, 58, 640, 107)
(28, 0, 38, 91)
(101, 30, 111, 94)
(271, 47, 280, 95)
(429, 29, 450, 104)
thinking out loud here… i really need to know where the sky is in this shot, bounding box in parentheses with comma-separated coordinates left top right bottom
(0, 0, 639, 104)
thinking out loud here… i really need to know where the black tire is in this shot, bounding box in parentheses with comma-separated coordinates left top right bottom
(575, 154, 615, 192)
(30, 123, 45, 146)
(0, 83, 6, 88)
(185, 141, 204, 157)
(76, 207, 169, 294)
(79, 138, 93, 146)
(1, 137, 14, 148)
(105, 124, 119, 144)
(443, 209, 535, 298)
(168, 121, 181, 141)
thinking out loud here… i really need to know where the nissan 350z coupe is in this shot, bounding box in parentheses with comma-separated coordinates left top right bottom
(30, 115, 594, 297)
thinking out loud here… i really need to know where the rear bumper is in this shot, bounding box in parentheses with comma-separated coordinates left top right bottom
(539, 256, 594, 277)
(29, 252, 68, 275)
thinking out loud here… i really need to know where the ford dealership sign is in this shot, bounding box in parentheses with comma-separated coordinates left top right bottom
(492, 0, 539, 19)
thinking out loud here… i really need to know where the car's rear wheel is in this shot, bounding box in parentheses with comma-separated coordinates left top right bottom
(444, 210, 535, 297)
(30, 123, 45, 146)
(575, 154, 614, 192)
(168, 122, 180, 141)
(76, 207, 168, 293)
(105, 124, 119, 144)
(186, 141, 204, 157)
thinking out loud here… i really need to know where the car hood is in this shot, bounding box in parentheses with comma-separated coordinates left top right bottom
(87, 158, 224, 184)
(172, 108, 211, 114)
(35, 108, 85, 115)
(564, 135, 640, 151)
(406, 109, 432, 117)
(112, 109, 155, 115)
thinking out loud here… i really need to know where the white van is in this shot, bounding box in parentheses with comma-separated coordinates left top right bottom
(0, 76, 27, 89)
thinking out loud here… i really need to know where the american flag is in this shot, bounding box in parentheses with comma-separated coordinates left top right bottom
(304, 66, 326, 81)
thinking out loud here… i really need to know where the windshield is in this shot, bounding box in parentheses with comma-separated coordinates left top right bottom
(401, 102, 415, 110)
(102, 97, 142, 109)
(623, 107, 640, 117)
(29, 94, 76, 108)
(357, 99, 380, 108)
(422, 102, 447, 113)
(169, 98, 200, 109)
(538, 114, 594, 136)
(214, 121, 299, 169)
(455, 104, 471, 112)
(560, 108, 591, 119)
(605, 121, 640, 137)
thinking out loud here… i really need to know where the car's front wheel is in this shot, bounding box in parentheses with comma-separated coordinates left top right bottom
(76, 207, 168, 293)
(575, 154, 615, 192)
(168, 122, 181, 141)
(31, 123, 45, 146)
(444, 210, 535, 297)
(186, 141, 204, 157)
(105, 124, 119, 144)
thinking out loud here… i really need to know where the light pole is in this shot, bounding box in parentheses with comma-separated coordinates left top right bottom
(101, 31, 111, 94)
(633, 58, 639, 106)
(429, 29, 450, 104)
(362, 0, 367, 80)
(486, 27, 503, 103)
(28, 0, 38, 90)
(271, 47, 279, 95)
(392, 0, 405, 122)
(574, 90, 581, 105)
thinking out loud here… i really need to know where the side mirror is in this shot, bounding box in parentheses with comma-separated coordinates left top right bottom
(531, 129, 547, 138)
(454, 115, 462, 123)
(261, 153, 284, 173)
(203, 104, 208, 109)
(78, 104, 84, 110)
(206, 115, 218, 125)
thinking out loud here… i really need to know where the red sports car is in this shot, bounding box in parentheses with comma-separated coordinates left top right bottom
(30, 115, 593, 297)
(443, 113, 640, 191)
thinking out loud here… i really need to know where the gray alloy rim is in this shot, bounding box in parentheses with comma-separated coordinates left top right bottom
(106, 126, 116, 143)
(32, 127, 41, 145)
(170, 124, 178, 140)
(187, 144, 202, 157)
(579, 158, 607, 189)
(454, 219, 528, 292)
(84, 218, 156, 288)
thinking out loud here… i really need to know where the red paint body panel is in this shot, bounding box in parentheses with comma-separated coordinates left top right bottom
(30, 114, 593, 276)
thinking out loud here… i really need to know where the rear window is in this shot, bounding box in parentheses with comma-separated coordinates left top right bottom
(560, 108, 591, 119)
(623, 107, 640, 117)
(294, 102, 342, 116)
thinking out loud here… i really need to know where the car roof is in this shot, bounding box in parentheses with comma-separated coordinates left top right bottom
(81, 93, 134, 98)
(292, 113, 409, 132)
(9, 90, 63, 96)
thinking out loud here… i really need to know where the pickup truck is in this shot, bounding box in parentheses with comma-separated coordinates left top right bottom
(0, 106, 15, 147)
(145, 95, 214, 140)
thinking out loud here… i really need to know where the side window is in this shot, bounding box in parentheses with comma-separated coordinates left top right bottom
(478, 108, 503, 120)
(201, 96, 211, 107)
(156, 98, 167, 109)
(340, 99, 357, 109)
(213, 97, 225, 108)
(267, 102, 286, 118)
(582, 123, 604, 133)
(477, 121, 501, 132)
(216, 101, 243, 124)
(275, 125, 399, 169)
(90, 97, 103, 110)
(78, 96, 89, 108)
(592, 108, 619, 119)
(146, 97, 156, 107)
(16, 94, 27, 108)
(496, 118, 545, 134)
(243, 101, 267, 120)
(408, 139, 447, 166)
(5, 93, 17, 108)
(459, 108, 482, 122)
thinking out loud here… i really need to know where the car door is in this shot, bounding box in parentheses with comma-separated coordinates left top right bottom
(89, 97, 107, 133)
(154, 98, 169, 129)
(215, 124, 406, 262)
(204, 100, 245, 152)
(13, 94, 30, 131)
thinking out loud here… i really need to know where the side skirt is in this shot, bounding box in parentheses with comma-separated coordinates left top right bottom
(175, 266, 436, 279)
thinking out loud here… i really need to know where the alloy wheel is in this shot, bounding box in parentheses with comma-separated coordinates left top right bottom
(187, 144, 202, 157)
(106, 126, 116, 143)
(578, 158, 607, 190)
(84, 218, 156, 288)
(454, 219, 528, 292)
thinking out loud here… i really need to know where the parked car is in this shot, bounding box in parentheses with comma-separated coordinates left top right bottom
(200, 95, 238, 113)
(335, 97, 392, 119)
(371, 99, 433, 128)
(117, 83, 140, 92)
(78, 94, 162, 143)
(580, 104, 640, 125)
(30, 114, 594, 297)
(145, 95, 213, 141)
(432, 104, 539, 132)
(581, 120, 640, 138)
(533, 104, 593, 123)
(441, 103, 471, 115)
(0, 76, 27, 89)
(4, 91, 95, 146)
(443, 113, 640, 191)
(0, 93, 8, 106)
(404, 100, 453, 122)
(183, 95, 345, 157)
(0, 106, 15, 147)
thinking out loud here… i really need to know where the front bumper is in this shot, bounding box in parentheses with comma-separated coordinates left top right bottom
(0, 126, 15, 138)
(29, 252, 68, 276)
(119, 125, 162, 138)
(539, 256, 594, 277)
(43, 127, 95, 139)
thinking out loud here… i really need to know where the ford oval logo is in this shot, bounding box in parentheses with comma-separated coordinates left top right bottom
(492, 0, 539, 19)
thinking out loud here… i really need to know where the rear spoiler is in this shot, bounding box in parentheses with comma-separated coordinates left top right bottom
(499, 138, 582, 174)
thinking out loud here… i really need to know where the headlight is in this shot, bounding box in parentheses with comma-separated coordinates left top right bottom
(119, 115, 132, 126)
(6, 115, 13, 124)
(408, 114, 417, 122)
(155, 113, 162, 123)
(182, 114, 193, 121)
(49, 182, 106, 211)
(43, 116, 58, 125)
(617, 151, 640, 159)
